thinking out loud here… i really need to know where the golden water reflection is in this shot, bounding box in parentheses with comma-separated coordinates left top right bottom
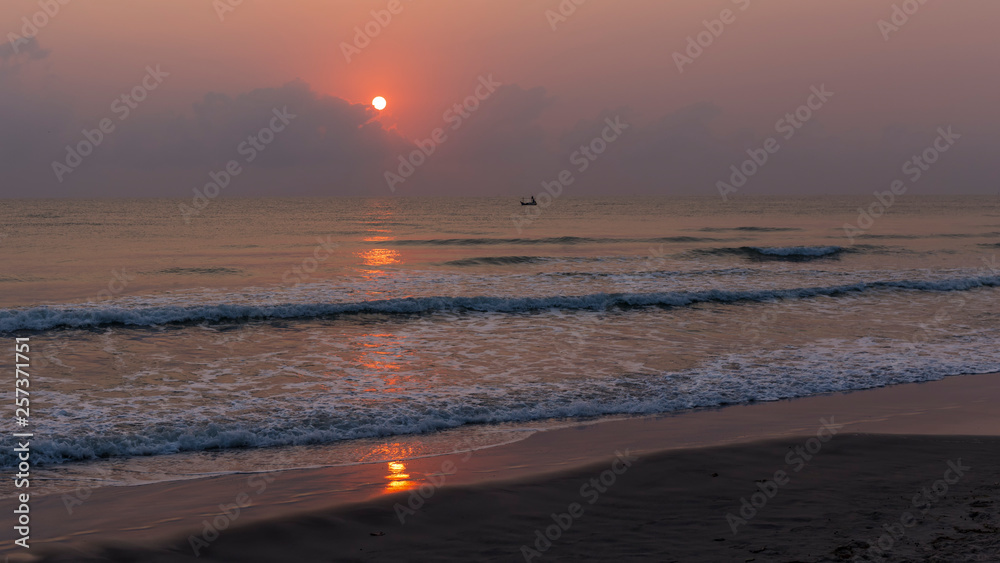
(357, 248, 401, 267)
(385, 460, 417, 492)
(354, 333, 404, 391)
(362, 443, 420, 493)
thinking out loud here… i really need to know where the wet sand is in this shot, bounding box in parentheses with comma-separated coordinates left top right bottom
(9, 372, 1000, 562)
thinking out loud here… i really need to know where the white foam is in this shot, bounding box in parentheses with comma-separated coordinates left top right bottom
(3, 274, 998, 333)
(16, 334, 1000, 469)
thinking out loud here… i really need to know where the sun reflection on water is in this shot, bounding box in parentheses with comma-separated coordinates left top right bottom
(357, 248, 401, 267)
(385, 460, 417, 492)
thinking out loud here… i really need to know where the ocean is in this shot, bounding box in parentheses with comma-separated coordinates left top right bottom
(2, 195, 999, 495)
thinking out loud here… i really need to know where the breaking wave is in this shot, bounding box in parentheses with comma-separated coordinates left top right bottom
(3, 274, 999, 333)
(692, 246, 852, 261)
(442, 256, 554, 266)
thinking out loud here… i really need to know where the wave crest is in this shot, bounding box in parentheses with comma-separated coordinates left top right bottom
(692, 245, 850, 261)
(3, 275, 998, 333)
(442, 256, 552, 266)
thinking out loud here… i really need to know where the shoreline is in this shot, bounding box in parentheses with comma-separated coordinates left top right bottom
(5, 371, 1000, 559)
(18, 364, 1000, 500)
(47, 434, 999, 562)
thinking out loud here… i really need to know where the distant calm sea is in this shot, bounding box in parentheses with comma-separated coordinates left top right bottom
(2, 196, 999, 494)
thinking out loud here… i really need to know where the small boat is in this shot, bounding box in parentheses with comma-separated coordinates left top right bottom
(520, 196, 537, 206)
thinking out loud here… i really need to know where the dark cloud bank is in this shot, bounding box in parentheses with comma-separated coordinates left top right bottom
(1, 39, 995, 199)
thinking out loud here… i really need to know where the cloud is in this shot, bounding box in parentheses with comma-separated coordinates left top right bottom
(393, 84, 557, 195)
(1, 42, 996, 198)
(0, 36, 49, 63)
(2, 66, 567, 197)
(106, 80, 412, 185)
(3, 67, 417, 196)
(0, 38, 73, 182)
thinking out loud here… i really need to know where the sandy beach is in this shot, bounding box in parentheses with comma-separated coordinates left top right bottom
(11, 371, 1000, 562)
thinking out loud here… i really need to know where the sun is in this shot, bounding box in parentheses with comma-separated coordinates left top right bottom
(372, 96, 386, 111)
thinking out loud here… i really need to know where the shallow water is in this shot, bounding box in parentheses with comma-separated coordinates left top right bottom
(2, 196, 998, 495)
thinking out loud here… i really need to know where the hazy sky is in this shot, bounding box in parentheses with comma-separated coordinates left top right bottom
(1, 0, 998, 198)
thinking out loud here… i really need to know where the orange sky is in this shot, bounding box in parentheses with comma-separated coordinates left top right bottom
(2, 0, 998, 196)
